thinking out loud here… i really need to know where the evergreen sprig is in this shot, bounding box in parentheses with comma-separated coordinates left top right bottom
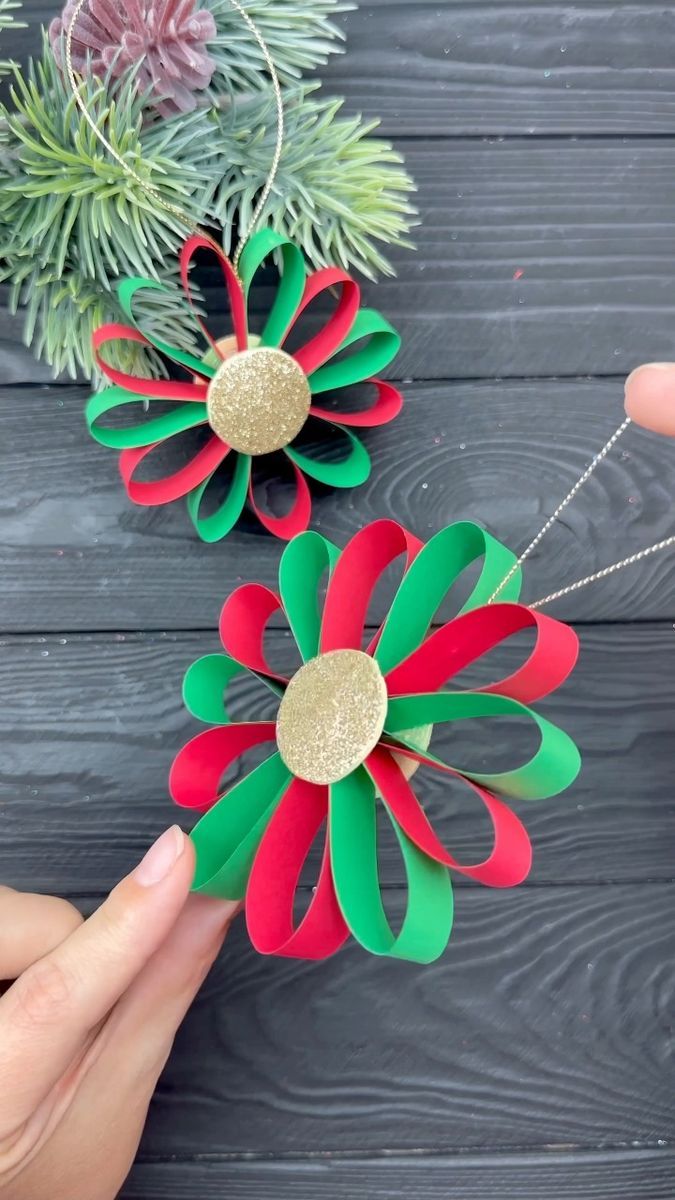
(0, 0, 24, 76)
(209, 0, 350, 93)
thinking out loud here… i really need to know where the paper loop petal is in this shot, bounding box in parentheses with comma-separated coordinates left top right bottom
(86, 386, 209, 449)
(365, 746, 532, 888)
(278, 531, 340, 662)
(170, 723, 279, 810)
(320, 519, 422, 653)
(117, 276, 215, 378)
(385, 691, 581, 801)
(180, 234, 248, 355)
(119, 435, 227, 506)
(289, 267, 361, 377)
(385, 602, 579, 704)
(285, 427, 371, 488)
(219, 583, 288, 684)
(311, 379, 403, 428)
(246, 778, 349, 959)
(248, 459, 312, 541)
(375, 522, 522, 675)
(189, 754, 292, 899)
(186, 452, 251, 543)
(308, 308, 401, 395)
(330, 768, 454, 962)
(93, 324, 207, 401)
(182, 652, 281, 725)
(237, 228, 307, 348)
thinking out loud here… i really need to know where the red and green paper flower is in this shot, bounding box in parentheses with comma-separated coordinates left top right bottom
(170, 519, 581, 963)
(86, 230, 402, 541)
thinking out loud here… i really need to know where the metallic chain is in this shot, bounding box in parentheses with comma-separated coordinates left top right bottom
(531, 534, 675, 609)
(64, 0, 284, 268)
(488, 415, 633, 603)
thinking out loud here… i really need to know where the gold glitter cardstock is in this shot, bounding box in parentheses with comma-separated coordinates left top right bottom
(276, 649, 388, 785)
(206, 345, 311, 455)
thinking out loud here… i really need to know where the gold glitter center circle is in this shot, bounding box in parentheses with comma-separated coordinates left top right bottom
(206, 346, 310, 455)
(276, 649, 388, 786)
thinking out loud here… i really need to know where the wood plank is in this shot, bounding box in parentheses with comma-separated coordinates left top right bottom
(2, 624, 673, 893)
(9, 2, 675, 137)
(121, 1150, 675, 1200)
(5, 139, 675, 384)
(129, 882, 675, 1155)
(3, 379, 675, 630)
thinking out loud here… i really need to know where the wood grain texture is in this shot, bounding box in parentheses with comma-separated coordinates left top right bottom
(8, 2, 675, 137)
(6, 138, 675, 384)
(130, 881, 675, 1156)
(121, 1150, 675, 1200)
(2, 625, 674, 894)
(4, 379, 675, 631)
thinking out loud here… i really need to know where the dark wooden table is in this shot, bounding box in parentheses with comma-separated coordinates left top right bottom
(3, 3, 675, 1197)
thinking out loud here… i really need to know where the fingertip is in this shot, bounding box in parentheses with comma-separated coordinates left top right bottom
(624, 362, 675, 436)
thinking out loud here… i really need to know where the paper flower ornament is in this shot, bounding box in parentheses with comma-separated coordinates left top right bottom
(170, 519, 581, 963)
(86, 231, 402, 541)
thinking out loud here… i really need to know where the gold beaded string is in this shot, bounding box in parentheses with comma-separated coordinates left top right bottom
(64, 0, 284, 271)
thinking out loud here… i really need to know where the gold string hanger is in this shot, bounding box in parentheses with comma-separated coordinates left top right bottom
(64, 0, 284, 273)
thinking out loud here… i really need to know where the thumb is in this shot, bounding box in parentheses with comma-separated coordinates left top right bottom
(624, 362, 675, 436)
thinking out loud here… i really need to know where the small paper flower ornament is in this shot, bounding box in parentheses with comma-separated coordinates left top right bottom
(86, 231, 402, 541)
(170, 519, 581, 963)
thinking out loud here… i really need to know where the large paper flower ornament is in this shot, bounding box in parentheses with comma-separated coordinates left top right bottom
(170, 520, 581, 963)
(86, 230, 402, 540)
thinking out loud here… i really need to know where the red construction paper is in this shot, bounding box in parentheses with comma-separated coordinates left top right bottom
(310, 379, 403, 427)
(170, 722, 278, 810)
(180, 234, 248, 355)
(219, 584, 288, 684)
(366, 745, 532, 887)
(249, 458, 312, 540)
(93, 324, 208, 401)
(119, 435, 227, 505)
(385, 602, 579, 704)
(245, 778, 349, 958)
(289, 267, 361, 377)
(320, 519, 423, 654)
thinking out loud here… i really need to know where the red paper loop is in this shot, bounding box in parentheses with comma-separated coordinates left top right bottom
(289, 267, 360, 377)
(320, 519, 423, 653)
(248, 459, 312, 542)
(246, 778, 349, 959)
(366, 746, 532, 887)
(119, 435, 227, 505)
(385, 602, 579, 705)
(93, 324, 208, 401)
(310, 379, 403, 428)
(169, 723, 278, 810)
(180, 235, 248, 355)
(219, 584, 288, 683)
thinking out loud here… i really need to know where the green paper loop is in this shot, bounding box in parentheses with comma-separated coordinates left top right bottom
(183, 653, 250, 725)
(385, 692, 581, 801)
(186, 452, 251, 543)
(375, 522, 522, 676)
(237, 229, 307, 348)
(278, 531, 340, 662)
(118, 276, 215, 377)
(330, 768, 454, 962)
(191, 753, 292, 898)
(285, 429, 371, 488)
(308, 308, 401, 395)
(86, 386, 208, 449)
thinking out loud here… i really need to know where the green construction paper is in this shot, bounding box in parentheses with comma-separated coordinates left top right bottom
(278, 531, 340, 662)
(308, 308, 401, 395)
(330, 767, 454, 962)
(86, 386, 208, 449)
(237, 229, 307, 348)
(191, 753, 292, 898)
(183, 653, 252, 725)
(385, 691, 581, 800)
(186, 452, 251, 543)
(118, 276, 216, 378)
(285, 428, 371, 488)
(375, 522, 522, 676)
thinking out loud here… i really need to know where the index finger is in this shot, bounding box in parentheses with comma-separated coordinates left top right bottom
(0, 826, 194, 1133)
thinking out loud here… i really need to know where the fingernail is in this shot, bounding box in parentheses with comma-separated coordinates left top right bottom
(626, 362, 672, 385)
(134, 826, 185, 887)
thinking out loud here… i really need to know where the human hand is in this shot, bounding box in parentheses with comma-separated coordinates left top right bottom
(624, 362, 675, 436)
(0, 827, 237, 1200)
